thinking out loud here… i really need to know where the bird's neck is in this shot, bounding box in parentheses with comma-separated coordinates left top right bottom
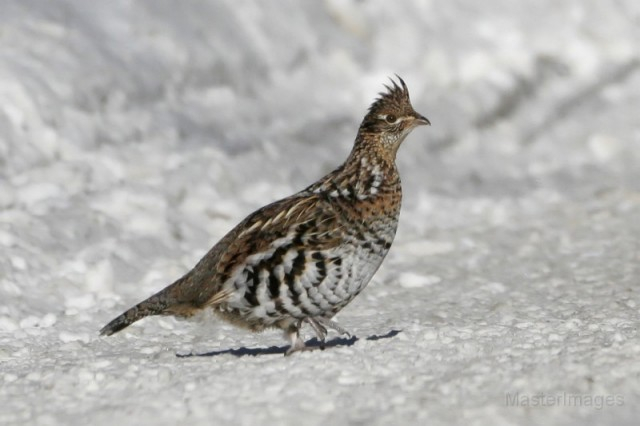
(309, 133, 401, 200)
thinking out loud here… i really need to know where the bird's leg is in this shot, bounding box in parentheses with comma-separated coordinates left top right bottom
(305, 317, 328, 350)
(284, 321, 307, 356)
(316, 318, 351, 338)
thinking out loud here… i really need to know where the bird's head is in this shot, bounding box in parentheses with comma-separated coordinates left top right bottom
(358, 76, 430, 155)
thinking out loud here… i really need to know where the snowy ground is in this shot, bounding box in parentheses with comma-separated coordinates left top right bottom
(1, 1, 639, 425)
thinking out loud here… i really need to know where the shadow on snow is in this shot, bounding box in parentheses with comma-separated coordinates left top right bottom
(176, 329, 402, 358)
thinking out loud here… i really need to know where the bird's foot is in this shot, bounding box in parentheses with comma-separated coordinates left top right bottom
(284, 339, 308, 356)
(305, 317, 328, 349)
(286, 318, 353, 355)
(316, 318, 351, 338)
(284, 320, 309, 356)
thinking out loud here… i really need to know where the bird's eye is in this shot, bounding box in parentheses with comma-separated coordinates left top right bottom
(385, 114, 397, 124)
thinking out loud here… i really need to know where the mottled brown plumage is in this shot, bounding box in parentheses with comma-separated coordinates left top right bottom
(100, 76, 429, 354)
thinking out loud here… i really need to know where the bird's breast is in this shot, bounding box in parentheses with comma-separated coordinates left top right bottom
(213, 180, 403, 328)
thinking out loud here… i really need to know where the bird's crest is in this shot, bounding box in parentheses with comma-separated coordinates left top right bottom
(366, 75, 412, 118)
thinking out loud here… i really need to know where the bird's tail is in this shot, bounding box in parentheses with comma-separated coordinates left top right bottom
(99, 293, 169, 336)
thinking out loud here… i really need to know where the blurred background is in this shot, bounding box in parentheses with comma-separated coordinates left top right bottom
(0, 1, 639, 425)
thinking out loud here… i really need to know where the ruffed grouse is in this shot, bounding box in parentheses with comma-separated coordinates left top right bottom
(100, 76, 430, 355)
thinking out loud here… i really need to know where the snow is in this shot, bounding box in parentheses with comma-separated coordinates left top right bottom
(1, 1, 639, 425)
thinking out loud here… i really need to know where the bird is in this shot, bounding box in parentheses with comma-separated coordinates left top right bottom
(100, 76, 430, 355)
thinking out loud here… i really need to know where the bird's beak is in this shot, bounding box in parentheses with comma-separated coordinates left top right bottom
(413, 113, 431, 126)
